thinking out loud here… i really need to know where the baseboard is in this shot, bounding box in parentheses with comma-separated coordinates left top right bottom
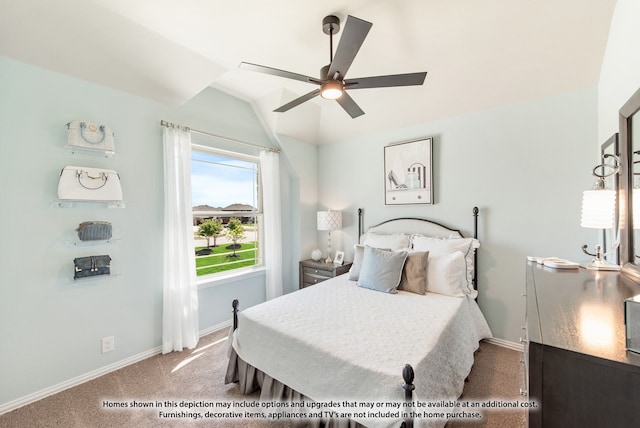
(483, 337, 524, 352)
(200, 319, 232, 337)
(0, 345, 162, 416)
(0, 320, 233, 416)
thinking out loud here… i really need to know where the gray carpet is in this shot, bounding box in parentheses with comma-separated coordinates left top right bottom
(0, 329, 525, 427)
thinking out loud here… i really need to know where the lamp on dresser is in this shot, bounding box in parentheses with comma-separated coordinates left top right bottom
(317, 210, 342, 264)
(580, 153, 620, 270)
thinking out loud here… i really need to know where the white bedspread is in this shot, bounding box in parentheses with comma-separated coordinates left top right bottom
(230, 274, 492, 428)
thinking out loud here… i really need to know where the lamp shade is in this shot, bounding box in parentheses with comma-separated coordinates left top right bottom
(317, 210, 342, 231)
(581, 189, 616, 229)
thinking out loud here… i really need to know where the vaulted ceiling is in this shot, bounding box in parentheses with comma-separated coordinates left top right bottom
(0, 0, 617, 145)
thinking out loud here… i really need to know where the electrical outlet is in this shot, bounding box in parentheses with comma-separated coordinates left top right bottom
(102, 336, 115, 354)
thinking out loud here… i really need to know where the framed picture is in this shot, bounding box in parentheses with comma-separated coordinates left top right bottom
(384, 137, 433, 205)
(333, 251, 345, 265)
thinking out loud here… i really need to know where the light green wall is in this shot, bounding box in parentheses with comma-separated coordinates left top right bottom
(598, 0, 640, 141)
(318, 87, 597, 343)
(0, 55, 310, 408)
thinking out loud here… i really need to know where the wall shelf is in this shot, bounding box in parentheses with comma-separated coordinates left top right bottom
(64, 145, 116, 158)
(64, 238, 120, 248)
(67, 272, 120, 283)
(50, 200, 126, 209)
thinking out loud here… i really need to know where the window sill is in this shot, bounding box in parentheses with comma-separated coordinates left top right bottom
(197, 265, 266, 290)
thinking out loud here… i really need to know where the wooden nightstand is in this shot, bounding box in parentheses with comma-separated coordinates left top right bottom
(299, 259, 353, 289)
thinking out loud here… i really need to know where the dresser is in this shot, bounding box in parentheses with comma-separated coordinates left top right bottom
(524, 262, 640, 427)
(299, 259, 352, 289)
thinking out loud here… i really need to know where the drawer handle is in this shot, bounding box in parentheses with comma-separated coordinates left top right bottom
(521, 326, 526, 331)
(519, 337, 527, 344)
(519, 388, 527, 396)
(521, 293, 527, 297)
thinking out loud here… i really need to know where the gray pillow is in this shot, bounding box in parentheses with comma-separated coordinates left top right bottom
(398, 251, 429, 295)
(357, 246, 409, 293)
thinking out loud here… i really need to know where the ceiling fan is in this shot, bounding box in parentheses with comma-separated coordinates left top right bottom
(239, 14, 427, 118)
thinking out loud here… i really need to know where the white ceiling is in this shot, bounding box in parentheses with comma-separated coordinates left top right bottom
(0, 0, 617, 145)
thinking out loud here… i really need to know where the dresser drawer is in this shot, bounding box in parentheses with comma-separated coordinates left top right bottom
(303, 273, 329, 286)
(299, 260, 353, 289)
(303, 266, 333, 279)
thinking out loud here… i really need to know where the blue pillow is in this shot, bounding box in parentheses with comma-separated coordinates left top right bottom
(357, 246, 409, 293)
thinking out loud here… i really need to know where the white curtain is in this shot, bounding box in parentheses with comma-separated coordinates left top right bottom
(260, 150, 283, 300)
(162, 127, 199, 354)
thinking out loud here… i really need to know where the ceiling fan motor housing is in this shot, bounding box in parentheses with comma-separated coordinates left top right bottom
(322, 15, 340, 35)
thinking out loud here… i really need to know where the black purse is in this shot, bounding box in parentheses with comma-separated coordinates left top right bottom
(76, 221, 112, 241)
(74, 255, 111, 279)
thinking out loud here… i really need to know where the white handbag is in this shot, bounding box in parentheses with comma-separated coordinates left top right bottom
(66, 121, 115, 152)
(57, 166, 123, 201)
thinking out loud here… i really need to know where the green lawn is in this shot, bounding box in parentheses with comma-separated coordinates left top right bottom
(195, 242, 257, 276)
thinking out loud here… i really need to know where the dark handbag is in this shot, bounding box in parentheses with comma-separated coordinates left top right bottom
(74, 255, 111, 279)
(76, 221, 112, 241)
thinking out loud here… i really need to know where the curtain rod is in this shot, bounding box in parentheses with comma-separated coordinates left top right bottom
(160, 120, 280, 153)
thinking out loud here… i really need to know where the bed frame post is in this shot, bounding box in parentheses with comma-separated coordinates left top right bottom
(472, 206, 479, 292)
(232, 299, 239, 331)
(358, 207, 364, 244)
(402, 364, 415, 428)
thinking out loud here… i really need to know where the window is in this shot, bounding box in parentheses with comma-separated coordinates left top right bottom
(191, 145, 262, 277)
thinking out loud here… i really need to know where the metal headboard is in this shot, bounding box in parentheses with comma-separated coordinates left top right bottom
(357, 207, 480, 291)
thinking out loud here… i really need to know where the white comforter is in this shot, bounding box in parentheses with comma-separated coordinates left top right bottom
(230, 274, 492, 428)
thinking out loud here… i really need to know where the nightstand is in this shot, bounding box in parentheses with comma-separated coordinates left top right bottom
(299, 259, 353, 289)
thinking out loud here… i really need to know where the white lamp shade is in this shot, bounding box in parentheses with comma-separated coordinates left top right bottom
(317, 210, 342, 231)
(581, 189, 616, 229)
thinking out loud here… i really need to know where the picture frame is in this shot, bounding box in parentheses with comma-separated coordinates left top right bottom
(384, 137, 433, 205)
(333, 251, 345, 265)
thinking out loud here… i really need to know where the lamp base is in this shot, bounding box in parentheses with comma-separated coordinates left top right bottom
(581, 258, 621, 271)
(325, 256, 333, 264)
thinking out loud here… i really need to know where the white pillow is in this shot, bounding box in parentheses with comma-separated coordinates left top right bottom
(348, 244, 365, 281)
(363, 232, 411, 250)
(426, 251, 467, 297)
(411, 235, 479, 289)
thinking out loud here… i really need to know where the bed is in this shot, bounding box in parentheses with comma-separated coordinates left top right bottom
(225, 207, 492, 428)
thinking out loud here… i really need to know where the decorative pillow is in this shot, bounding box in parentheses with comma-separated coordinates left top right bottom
(411, 235, 479, 289)
(357, 246, 408, 293)
(348, 244, 365, 281)
(363, 232, 411, 251)
(426, 251, 467, 297)
(398, 251, 429, 295)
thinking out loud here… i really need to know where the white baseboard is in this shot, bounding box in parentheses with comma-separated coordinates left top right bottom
(200, 319, 232, 337)
(0, 345, 162, 416)
(0, 321, 233, 416)
(483, 337, 524, 352)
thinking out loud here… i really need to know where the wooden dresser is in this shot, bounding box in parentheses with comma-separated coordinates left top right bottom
(299, 259, 352, 289)
(524, 262, 640, 427)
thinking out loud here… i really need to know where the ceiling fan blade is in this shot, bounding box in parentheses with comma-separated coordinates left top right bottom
(240, 62, 322, 85)
(327, 15, 372, 80)
(336, 92, 365, 118)
(345, 72, 427, 89)
(273, 89, 321, 113)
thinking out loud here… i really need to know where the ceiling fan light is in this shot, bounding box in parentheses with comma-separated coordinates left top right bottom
(321, 81, 343, 100)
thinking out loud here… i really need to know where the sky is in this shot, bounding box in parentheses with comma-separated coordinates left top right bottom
(191, 150, 258, 208)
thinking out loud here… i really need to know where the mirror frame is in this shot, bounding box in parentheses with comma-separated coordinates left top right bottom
(619, 85, 640, 280)
(601, 133, 620, 264)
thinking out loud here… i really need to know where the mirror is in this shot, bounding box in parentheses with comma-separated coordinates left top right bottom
(619, 86, 640, 279)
